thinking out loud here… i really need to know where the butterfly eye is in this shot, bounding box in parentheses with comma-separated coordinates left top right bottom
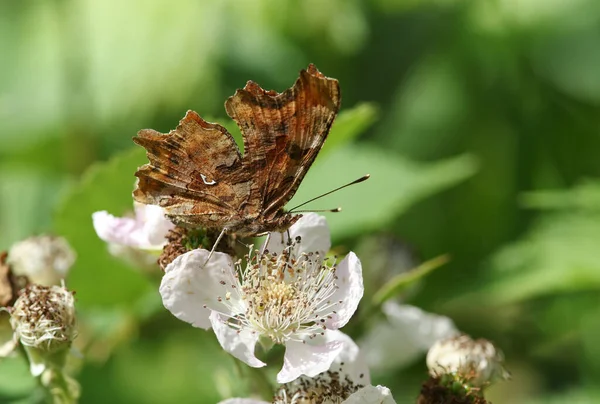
(200, 174, 217, 185)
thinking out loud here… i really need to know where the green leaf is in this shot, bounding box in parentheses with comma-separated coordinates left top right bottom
(372, 254, 450, 306)
(581, 304, 600, 379)
(0, 166, 69, 248)
(375, 57, 468, 160)
(522, 388, 600, 404)
(54, 147, 153, 307)
(532, 25, 600, 103)
(0, 355, 36, 399)
(289, 144, 478, 240)
(79, 329, 228, 403)
(466, 212, 600, 305)
(520, 179, 600, 211)
(320, 103, 379, 155)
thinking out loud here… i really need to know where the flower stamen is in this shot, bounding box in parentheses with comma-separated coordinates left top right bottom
(215, 243, 340, 344)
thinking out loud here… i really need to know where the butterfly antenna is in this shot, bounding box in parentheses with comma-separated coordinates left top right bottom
(288, 174, 370, 213)
(292, 208, 342, 213)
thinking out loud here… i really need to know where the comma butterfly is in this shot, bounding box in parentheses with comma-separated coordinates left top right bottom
(133, 64, 340, 237)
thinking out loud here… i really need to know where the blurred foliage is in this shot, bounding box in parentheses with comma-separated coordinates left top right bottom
(2, 0, 600, 402)
(55, 147, 153, 307)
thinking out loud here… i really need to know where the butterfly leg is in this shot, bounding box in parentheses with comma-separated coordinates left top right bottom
(203, 227, 228, 266)
(260, 232, 272, 255)
(257, 229, 291, 256)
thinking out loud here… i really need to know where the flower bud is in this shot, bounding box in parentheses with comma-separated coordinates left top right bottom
(426, 334, 509, 387)
(8, 235, 75, 286)
(9, 284, 77, 376)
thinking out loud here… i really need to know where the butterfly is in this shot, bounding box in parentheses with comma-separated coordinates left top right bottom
(132, 64, 341, 237)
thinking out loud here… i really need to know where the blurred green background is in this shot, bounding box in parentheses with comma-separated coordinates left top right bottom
(2, 0, 600, 402)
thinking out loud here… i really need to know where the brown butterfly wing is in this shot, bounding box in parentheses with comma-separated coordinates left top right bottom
(133, 111, 249, 227)
(224, 64, 341, 219)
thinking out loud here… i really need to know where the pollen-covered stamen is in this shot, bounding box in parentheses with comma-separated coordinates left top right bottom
(273, 364, 364, 404)
(215, 243, 340, 344)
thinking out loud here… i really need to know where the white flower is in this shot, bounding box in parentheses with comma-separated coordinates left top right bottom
(361, 301, 458, 372)
(426, 334, 510, 387)
(93, 202, 173, 250)
(160, 213, 364, 383)
(7, 235, 75, 286)
(93, 202, 174, 268)
(218, 331, 396, 404)
(8, 284, 77, 376)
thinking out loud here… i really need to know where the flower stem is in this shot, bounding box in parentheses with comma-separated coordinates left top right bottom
(40, 368, 80, 404)
(231, 355, 273, 400)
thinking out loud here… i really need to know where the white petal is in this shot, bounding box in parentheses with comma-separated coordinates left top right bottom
(383, 302, 458, 350)
(92, 210, 152, 249)
(263, 213, 331, 256)
(92, 205, 172, 250)
(324, 252, 364, 330)
(106, 243, 160, 269)
(93, 210, 137, 244)
(361, 302, 459, 372)
(160, 250, 236, 330)
(327, 330, 371, 385)
(135, 203, 175, 247)
(211, 312, 266, 368)
(277, 336, 344, 383)
(344, 385, 396, 404)
(217, 400, 268, 404)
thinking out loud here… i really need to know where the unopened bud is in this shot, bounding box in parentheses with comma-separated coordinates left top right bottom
(10, 284, 77, 376)
(426, 334, 509, 387)
(8, 235, 75, 286)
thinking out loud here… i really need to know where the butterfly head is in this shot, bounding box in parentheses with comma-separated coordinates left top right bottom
(268, 211, 302, 235)
(225, 211, 302, 237)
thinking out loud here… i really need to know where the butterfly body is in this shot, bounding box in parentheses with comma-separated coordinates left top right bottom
(133, 64, 340, 237)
